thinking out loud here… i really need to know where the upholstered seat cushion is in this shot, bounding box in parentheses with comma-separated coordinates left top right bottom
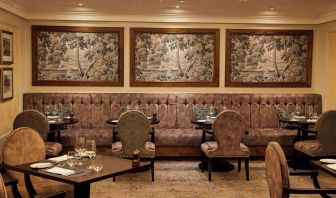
(243, 128, 298, 147)
(294, 140, 322, 156)
(45, 142, 62, 156)
(154, 129, 181, 147)
(201, 141, 249, 157)
(178, 128, 202, 147)
(112, 141, 155, 153)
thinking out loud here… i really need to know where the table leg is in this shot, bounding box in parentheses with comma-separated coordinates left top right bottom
(301, 125, 309, 140)
(201, 129, 206, 143)
(24, 174, 37, 197)
(150, 127, 155, 143)
(74, 183, 90, 198)
(112, 127, 117, 143)
(311, 175, 332, 198)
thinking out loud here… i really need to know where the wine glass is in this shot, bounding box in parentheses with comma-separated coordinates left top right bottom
(85, 140, 97, 169)
(67, 151, 77, 167)
(75, 136, 86, 161)
(92, 156, 103, 172)
(307, 106, 313, 119)
(295, 106, 301, 117)
(44, 105, 51, 117)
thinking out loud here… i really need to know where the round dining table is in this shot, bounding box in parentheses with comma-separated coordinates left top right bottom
(279, 117, 316, 142)
(48, 117, 78, 143)
(106, 117, 160, 143)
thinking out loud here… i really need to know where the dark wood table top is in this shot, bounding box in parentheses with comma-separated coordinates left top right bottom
(191, 119, 214, 126)
(106, 117, 160, 125)
(279, 118, 316, 125)
(1, 154, 150, 185)
(311, 160, 336, 177)
(49, 117, 78, 127)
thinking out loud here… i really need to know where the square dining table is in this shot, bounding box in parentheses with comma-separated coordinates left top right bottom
(1, 154, 150, 198)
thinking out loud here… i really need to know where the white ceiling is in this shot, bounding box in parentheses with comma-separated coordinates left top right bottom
(1, 0, 336, 24)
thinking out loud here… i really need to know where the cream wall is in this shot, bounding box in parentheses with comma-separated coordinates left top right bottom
(24, 21, 317, 94)
(0, 10, 26, 137)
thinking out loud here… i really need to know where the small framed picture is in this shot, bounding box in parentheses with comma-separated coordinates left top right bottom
(1, 68, 13, 101)
(1, 30, 14, 64)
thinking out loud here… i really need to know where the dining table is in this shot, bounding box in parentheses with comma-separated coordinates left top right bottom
(106, 117, 160, 143)
(279, 117, 317, 142)
(1, 154, 150, 198)
(48, 117, 78, 143)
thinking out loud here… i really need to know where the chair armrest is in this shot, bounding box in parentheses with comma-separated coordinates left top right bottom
(289, 170, 319, 176)
(284, 187, 336, 194)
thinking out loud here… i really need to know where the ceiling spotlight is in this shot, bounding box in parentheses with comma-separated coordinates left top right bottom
(238, 0, 248, 2)
(179, 0, 185, 3)
(176, 5, 180, 8)
(77, 3, 83, 6)
(269, 7, 275, 10)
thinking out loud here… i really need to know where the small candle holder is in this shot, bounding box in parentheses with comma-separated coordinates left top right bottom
(152, 113, 157, 121)
(132, 149, 140, 167)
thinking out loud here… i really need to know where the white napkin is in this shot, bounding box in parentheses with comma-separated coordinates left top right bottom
(45, 167, 76, 176)
(48, 155, 68, 162)
(48, 120, 56, 123)
(327, 164, 336, 171)
(307, 119, 317, 122)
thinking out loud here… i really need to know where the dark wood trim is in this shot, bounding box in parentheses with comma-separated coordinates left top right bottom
(31, 25, 124, 87)
(130, 28, 220, 87)
(1, 30, 14, 64)
(225, 29, 313, 87)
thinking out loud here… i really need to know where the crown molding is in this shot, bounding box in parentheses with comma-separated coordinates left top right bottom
(0, 0, 335, 25)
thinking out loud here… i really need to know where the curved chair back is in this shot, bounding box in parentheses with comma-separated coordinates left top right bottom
(2, 127, 46, 166)
(265, 142, 291, 198)
(316, 110, 336, 154)
(117, 110, 151, 156)
(13, 110, 49, 141)
(0, 174, 7, 198)
(212, 110, 246, 155)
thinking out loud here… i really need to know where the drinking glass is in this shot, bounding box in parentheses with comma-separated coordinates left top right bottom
(85, 140, 96, 169)
(75, 137, 86, 158)
(307, 106, 313, 119)
(92, 156, 103, 172)
(67, 151, 77, 167)
(295, 106, 301, 116)
(44, 105, 51, 117)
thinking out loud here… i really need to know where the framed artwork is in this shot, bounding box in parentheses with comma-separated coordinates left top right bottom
(1, 68, 13, 101)
(32, 26, 124, 86)
(130, 28, 220, 87)
(1, 30, 14, 64)
(225, 29, 313, 87)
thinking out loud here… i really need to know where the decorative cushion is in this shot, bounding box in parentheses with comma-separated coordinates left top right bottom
(201, 141, 219, 156)
(45, 142, 62, 156)
(294, 140, 322, 157)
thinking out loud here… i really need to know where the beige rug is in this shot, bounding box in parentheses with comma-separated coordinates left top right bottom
(91, 160, 336, 198)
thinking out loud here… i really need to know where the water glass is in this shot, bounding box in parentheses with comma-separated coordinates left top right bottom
(92, 156, 103, 172)
(307, 106, 313, 119)
(75, 137, 86, 158)
(67, 151, 77, 167)
(85, 140, 97, 158)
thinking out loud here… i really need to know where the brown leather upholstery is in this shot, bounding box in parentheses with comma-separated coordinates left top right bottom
(265, 142, 290, 198)
(294, 110, 336, 157)
(112, 110, 155, 158)
(2, 127, 72, 197)
(202, 111, 250, 158)
(0, 174, 7, 198)
(13, 110, 62, 156)
(23, 93, 322, 156)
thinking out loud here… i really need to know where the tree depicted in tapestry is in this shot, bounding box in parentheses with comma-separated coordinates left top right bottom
(134, 33, 216, 82)
(36, 31, 120, 81)
(230, 34, 311, 83)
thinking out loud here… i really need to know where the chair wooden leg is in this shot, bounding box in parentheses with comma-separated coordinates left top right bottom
(151, 158, 154, 182)
(11, 183, 22, 198)
(245, 158, 250, 181)
(201, 152, 205, 172)
(112, 177, 116, 182)
(238, 159, 241, 172)
(208, 158, 212, 181)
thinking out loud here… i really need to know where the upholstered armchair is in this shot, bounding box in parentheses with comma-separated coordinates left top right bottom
(265, 142, 336, 198)
(294, 110, 336, 157)
(0, 174, 7, 198)
(13, 109, 62, 156)
(2, 127, 71, 197)
(111, 110, 155, 181)
(201, 110, 250, 181)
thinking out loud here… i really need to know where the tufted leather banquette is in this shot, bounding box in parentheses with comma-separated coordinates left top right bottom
(23, 93, 322, 156)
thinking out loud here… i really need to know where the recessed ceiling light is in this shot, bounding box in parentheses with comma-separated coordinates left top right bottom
(176, 5, 180, 8)
(269, 7, 275, 10)
(179, 0, 185, 3)
(77, 3, 83, 6)
(238, 0, 248, 2)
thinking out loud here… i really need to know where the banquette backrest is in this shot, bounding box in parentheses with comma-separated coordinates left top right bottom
(23, 93, 322, 130)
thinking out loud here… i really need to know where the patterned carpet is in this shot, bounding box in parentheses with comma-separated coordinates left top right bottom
(90, 160, 336, 198)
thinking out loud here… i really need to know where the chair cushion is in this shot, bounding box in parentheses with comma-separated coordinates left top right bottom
(145, 142, 155, 151)
(112, 141, 155, 153)
(112, 141, 122, 152)
(243, 128, 297, 147)
(294, 140, 322, 157)
(201, 141, 249, 157)
(45, 142, 62, 156)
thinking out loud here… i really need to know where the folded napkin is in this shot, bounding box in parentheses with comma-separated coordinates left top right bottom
(307, 119, 317, 122)
(327, 164, 336, 171)
(48, 120, 56, 123)
(48, 155, 68, 162)
(45, 167, 76, 176)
